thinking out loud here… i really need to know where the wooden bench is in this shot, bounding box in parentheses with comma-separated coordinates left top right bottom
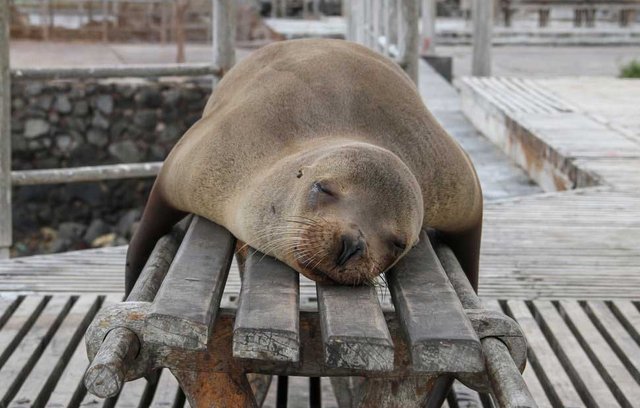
(499, 0, 640, 27)
(81, 215, 533, 407)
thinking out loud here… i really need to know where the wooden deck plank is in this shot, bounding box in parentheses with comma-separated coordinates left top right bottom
(0, 296, 74, 407)
(112, 378, 149, 408)
(0, 296, 47, 367)
(47, 295, 122, 408)
(609, 301, 640, 346)
(505, 300, 583, 407)
(584, 301, 640, 383)
(531, 300, 620, 407)
(148, 369, 182, 408)
(8, 295, 101, 408)
(558, 300, 640, 407)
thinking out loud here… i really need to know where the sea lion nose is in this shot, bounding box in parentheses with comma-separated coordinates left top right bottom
(336, 234, 365, 266)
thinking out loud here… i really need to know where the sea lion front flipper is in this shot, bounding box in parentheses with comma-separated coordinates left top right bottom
(125, 182, 187, 297)
(438, 219, 482, 292)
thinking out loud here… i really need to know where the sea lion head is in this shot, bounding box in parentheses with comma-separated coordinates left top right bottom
(239, 142, 423, 285)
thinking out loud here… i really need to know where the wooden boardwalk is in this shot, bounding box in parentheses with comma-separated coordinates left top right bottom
(2, 293, 640, 407)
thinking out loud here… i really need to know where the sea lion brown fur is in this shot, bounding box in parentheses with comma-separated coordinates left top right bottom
(125, 39, 482, 295)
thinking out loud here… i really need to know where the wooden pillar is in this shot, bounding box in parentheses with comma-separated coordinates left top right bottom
(101, 0, 109, 42)
(213, 0, 236, 86)
(472, 0, 492, 76)
(400, 0, 419, 84)
(421, 0, 436, 55)
(0, 0, 11, 259)
(160, 0, 168, 43)
(41, 0, 50, 40)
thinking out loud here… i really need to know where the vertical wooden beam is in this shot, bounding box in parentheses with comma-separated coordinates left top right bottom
(471, 0, 492, 76)
(421, 0, 436, 55)
(41, 0, 50, 40)
(399, 0, 419, 84)
(212, 0, 236, 86)
(102, 0, 109, 42)
(0, 0, 11, 259)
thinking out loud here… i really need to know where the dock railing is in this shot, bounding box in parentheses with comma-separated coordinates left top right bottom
(345, 0, 420, 83)
(0, 0, 235, 258)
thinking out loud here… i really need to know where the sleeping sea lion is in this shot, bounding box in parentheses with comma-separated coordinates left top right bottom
(125, 39, 482, 295)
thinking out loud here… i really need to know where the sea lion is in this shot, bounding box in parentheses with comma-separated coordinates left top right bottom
(125, 38, 482, 295)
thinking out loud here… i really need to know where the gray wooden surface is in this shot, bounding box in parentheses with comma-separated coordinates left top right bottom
(233, 250, 300, 362)
(1, 293, 638, 406)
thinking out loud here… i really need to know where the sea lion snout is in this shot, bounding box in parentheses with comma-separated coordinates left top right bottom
(336, 232, 366, 267)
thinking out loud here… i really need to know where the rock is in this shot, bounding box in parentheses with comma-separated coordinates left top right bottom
(65, 117, 87, 132)
(12, 98, 25, 110)
(163, 89, 182, 106)
(25, 82, 44, 96)
(116, 208, 141, 238)
(55, 134, 74, 152)
(36, 94, 53, 110)
(149, 144, 166, 160)
(57, 222, 87, 241)
(87, 128, 109, 147)
(133, 110, 157, 130)
(66, 182, 104, 206)
(49, 237, 71, 253)
(73, 100, 89, 116)
(95, 94, 114, 115)
(54, 95, 72, 113)
(92, 233, 117, 248)
(135, 87, 162, 108)
(83, 219, 112, 243)
(110, 120, 127, 139)
(91, 112, 110, 130)
(109, 140, 141, 163)
(159, 123, 184, 142)
(24, 118, 50, 138)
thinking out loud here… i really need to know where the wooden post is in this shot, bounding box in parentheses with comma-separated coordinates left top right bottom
(212, 0, 236, 85)
(0, 0, 11, 258)
(41, 0, 50, 40)
(102, 0, 109, 42)
(400, 0, 419, 84)
(421, 0, 436, 55)
(471, 0, 492, 76)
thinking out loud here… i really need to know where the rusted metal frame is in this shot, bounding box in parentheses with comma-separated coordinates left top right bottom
(11, 162, 162, 186)
(0, 0, 9, 259)
(10, 63, 222, 80)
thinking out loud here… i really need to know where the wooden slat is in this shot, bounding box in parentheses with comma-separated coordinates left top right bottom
(0, 296, 48, 369)
(0, 296, 74, 406)
(531, 300, 620, 407)
(145, 216, 235, 350)
(584, 301, 640, 383)
(148, 369, 182, 408)
(317, 283, 394, 371)
(233, 250, 300, 362)
(558, 300, 640, 407)
(505, 300, 583, 407)
(0, 295, 20, 330)
(387, 233, 483, 374)
(482, 299, 553, 408)
(609, 300, 640, 345)
(112, 378, 149, 408)
(47, 295, 123, 408)
(8, 295, 101, 408)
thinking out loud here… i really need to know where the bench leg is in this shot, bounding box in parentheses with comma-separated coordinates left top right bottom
(173, 369, 257, 407)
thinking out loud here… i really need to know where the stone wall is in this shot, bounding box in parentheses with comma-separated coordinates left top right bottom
(10, 78, 212, 257)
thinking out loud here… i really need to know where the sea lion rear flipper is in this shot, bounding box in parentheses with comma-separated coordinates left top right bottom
(125, 182, 187, 297)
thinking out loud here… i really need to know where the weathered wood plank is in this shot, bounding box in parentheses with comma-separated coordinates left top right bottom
(148, 369, 182, 408)
(0, 296, 48, 369)
(505, 300, 583, 407)
(531, 300, 620, 407)
(387, 233, 483, 373)
(584, 301, 640, 383)
(0, 296, 74, 406)
(317, 283, 394, 371)
(8, 295, 101, 408)
(233, 250, 300, 362)
(47, 295, 123, 408)
(609, 300, 640, 345)
(112, 377, 149, 408)
(145, 216, 235, 349)
(0, 295, 20, 330)
(0, 0, 11, 256)
(558, 300, 640, 406)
